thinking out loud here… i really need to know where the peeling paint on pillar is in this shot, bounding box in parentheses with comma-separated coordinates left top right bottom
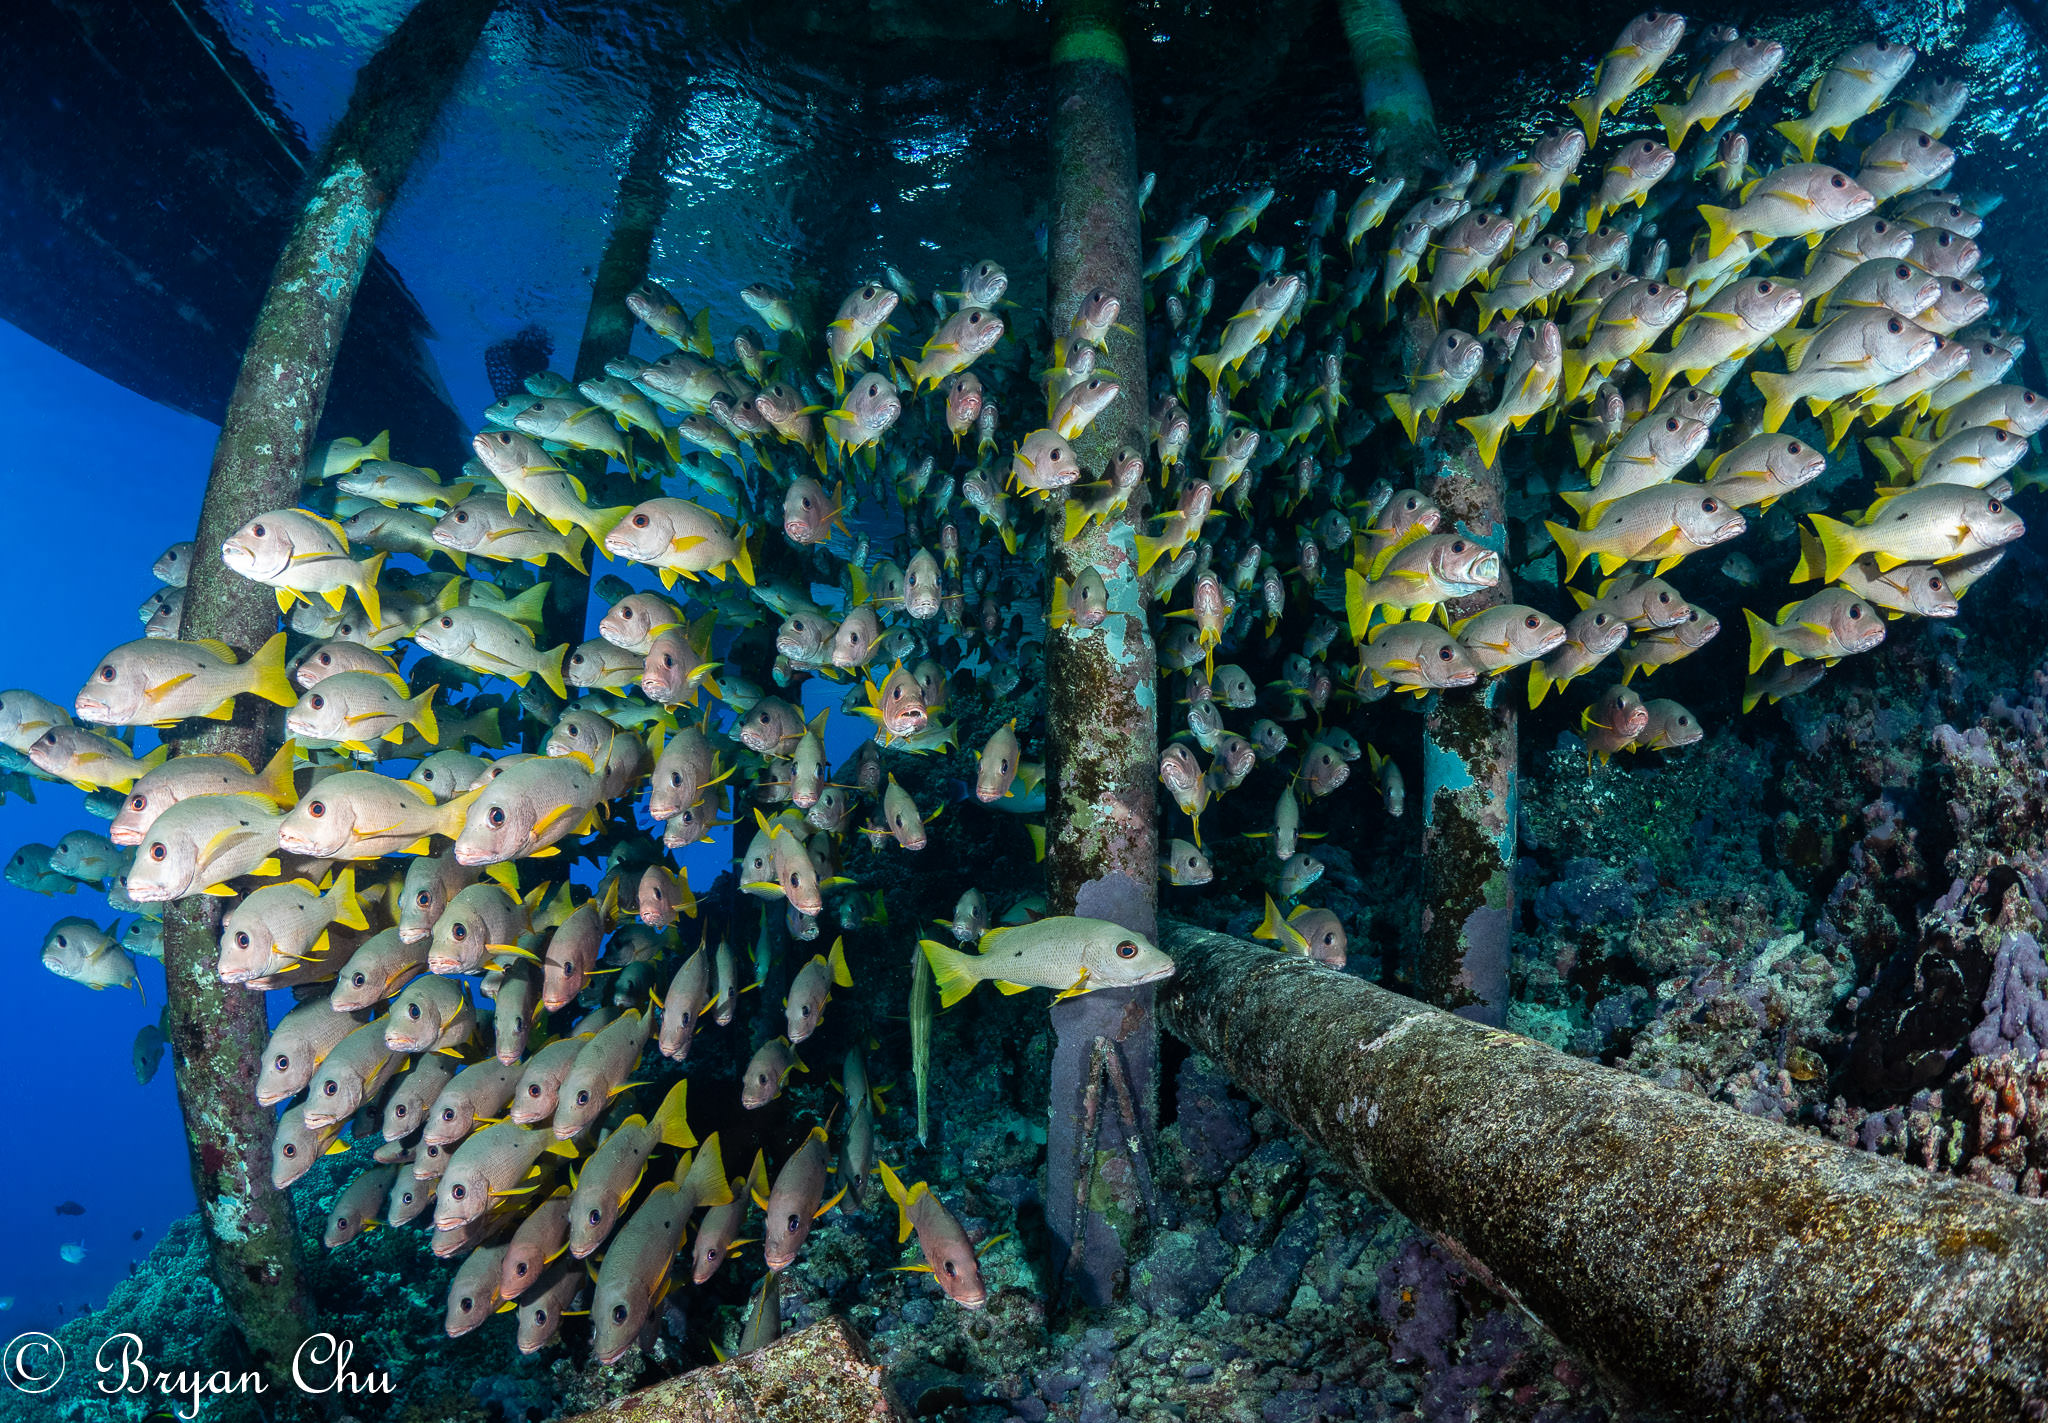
(1043, 0, 1157, 1310)
(159, 0, 498, 1379)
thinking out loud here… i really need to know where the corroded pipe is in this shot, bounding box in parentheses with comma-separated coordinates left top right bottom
(1043, 0, 1160, 1309)
(161, 0, 497, 1378)
(1337, 0, 1444, 183)
(1157, 922, 2048, 1422)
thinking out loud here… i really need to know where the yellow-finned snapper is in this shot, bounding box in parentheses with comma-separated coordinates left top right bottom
(826, 282, 900, 396)
(565, 1080, 694, 1257)
(1774, 39, 1916, 164)
(452, 754, 604, 866)
(1751, 307, 1937, 434)
(220, 509, 386, 625)
(1356, 622, 1481, 697)
(1855, 128, 1954, 205)
(1562, 280, 1689, 404)
(1654, 32, 1785, 151)
(42, 918, 141, 996)
(1548, 484, 1745, 580)
(1804, 485, 2024, 582)
(431, 498, 589, 573)
(1792, 529, 1959, 619)
(1744, 587, 1887, 671)
(917, 916, 1173, 1007)
(1581, 684, 1651, 763)
(469, 429, 633, 547)
(74, 633, 296, 730)
(1386, 329, 1484, 442)
(218, 868, 370, 983)
(902, 306, 1004, 394)
(824, 372, 903, 462)
(1506, 126, 1587, 228)
(603, 498, 754, 588)
(1344, 176, 1406, 251)
(1425, 211, 1513, 317)
(1698, 165, 1875, 261)
(1343, 530, 1501, 636)
(411, 581, 568, 698)
(1584, 139, 1675, 232)
(1529, 603, 1630, 708)
(277, 771, 477, 860)
(1639, 276, 1805, 407)
(1619, 606, 1722, 681)
(1568, 10, 1689, 145)
(108, 742, 295, 849)
(126, 793, 282, 901)
(1452, 604, 1568, 674)
(1629, 699, 1704, 752)
(878, 1160, 988, 1308)
(1562, 413, 1712, 520)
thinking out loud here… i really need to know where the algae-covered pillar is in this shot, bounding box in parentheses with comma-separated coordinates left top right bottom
(1418, 438, 1515, 1025)
(1158, 923, 2048, 1422)
(161, 0, 496, 1375)
(1337, 0, 1444, 183)
(1042, 0, 1159, 1308)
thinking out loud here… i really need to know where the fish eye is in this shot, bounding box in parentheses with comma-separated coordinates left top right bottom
(323, 1080, 338, 1096)
(1992, 499, 2005, 513)
(632, 513, 649, 528)
(1524, 614, 1541, 629)
(252, 524, 266, 537)
(129, 794, 146, 811)
(611, 1305, 629, 1324)
(150, 844, 167, 861)
(1930, 576, 1945, 590)
(283, 1143, 297, 1158)
(1788, 441, 1803, 454)
(236, 931, 251, 948)
(1451, 540, 1466, 553)
(1702, 498, 1719, 512)
(1849, 605, 1864, 619)
(97, 665, 114, 682)
(1593, 613, 1609, 626)
(576, 1090, 591, 1106)
(1831, 175, 1846, 188)
(488, 807, 506, 827)
(527, 1083, 542, 1098)
(309, 801, 325, 818)
(1438, 646, 1453, 661)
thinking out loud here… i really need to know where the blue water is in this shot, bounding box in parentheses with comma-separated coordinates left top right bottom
(0, 321, 216, 1328)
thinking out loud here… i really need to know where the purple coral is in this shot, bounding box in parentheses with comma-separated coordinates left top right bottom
(1970, 931, 2048, 1060)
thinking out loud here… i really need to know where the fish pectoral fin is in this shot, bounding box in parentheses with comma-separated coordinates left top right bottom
(992, 979, 1034, 995)
(893, 1264, 936, 1274)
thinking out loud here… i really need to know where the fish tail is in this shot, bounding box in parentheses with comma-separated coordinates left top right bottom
(1743, 608, 1778, 675)
(1383, 391, 1420, 443)
(1134, 532, 1169, 576)
(652, 1078, 695, 1150)
(247, 630, 296, 708)
(918, 938, 979, 1009)
(1750, 370, 1795, 435)
(1806, 514, 1861, 583)
(366, 430, 390, 463)
(732, 534, 755, 587)
(1545, 520, 1592, 582)
(1527, 660, 1553, 708)
(1558, 350, 1590, 406)
(685, 1131, 731, 1205)
(1696, 204, 1737, 261)
(1568, 93, 1600, 144)
(877, 1159, 915, 1243)
(1652, 103, 1689, 153)
(1636, 347, 1674, 409)
(352, 552, 387, 627)
(1791, 526, 1825, 584)
(562, 529, 589, 576)
(1251, 893, 1286, 943)
(1772, 117, 1819, 164)
(537, 644, 569, 700)
(691, 308, 714, 359)
(1191, 352, 1224, 390)
(1821, 403, 1861, 452)
(329, 865, 370, 931)
(411, 685, 441, 747)
(1343, 568, 1378, 643)
(255, 739, 298, 809)
(1062, 500, 1089, 544)
(472, 706, 505, 751)
(1456, 410, 1507, 469)
(1741, 677, 1766, 714)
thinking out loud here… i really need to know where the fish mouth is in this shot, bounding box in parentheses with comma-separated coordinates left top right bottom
(1529, 628, 1570, 658)
(71, 697, 112, 722)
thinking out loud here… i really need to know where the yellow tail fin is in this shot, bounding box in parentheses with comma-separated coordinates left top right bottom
(1772, 117, 1819, 164)
(1527, 658, 1555, 708)
(1384, 390, 1420, 443)
(411, 686, 440, 747)
(329, 866, 370, 932)
(651, 1078, 695, 1150)
(352, 552, 387, 628)
(537, 645, 569, 700)
(918, 938, 979, 1009)
(1750, 370, 1795, 435)
(247, 631, 295, 708)
(1545, 520, 1593, 581)
(1456, 410, 1507, 468)
(1807, 514, 1861, 583)
(1568, 92, 1601, 145)
(1697, 204, 1739, 260)
(1791, 526, 1824, 584)
(1743, 607, 1777, 675)
(254, 739, 298, 809)
(1652, 102, 1689, 152)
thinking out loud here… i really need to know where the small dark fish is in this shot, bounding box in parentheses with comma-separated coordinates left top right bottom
(54, 1201, 85, 1216)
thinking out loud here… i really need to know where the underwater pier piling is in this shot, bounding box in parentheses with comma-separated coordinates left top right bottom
(1042, 0, 1162, 1308)
(1418, 437, 1516, 1025)
(161, 0, 497, 1378)
(1157, 922, 2048, 1422)
(1336, 0, 1444, 183)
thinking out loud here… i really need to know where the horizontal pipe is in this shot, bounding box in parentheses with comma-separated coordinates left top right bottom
(1156, 921, 2048, 1422)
